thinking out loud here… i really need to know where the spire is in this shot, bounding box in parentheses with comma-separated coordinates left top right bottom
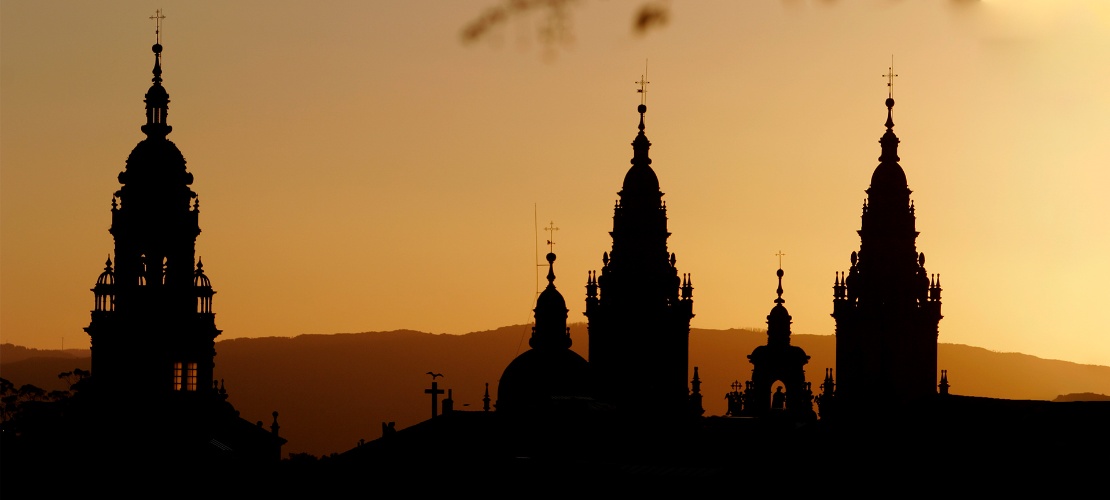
(545, 252, 556, 285)
(878, 96, 899, 164)
(620, 102, 661, 200)
(632, 103, 652, 166)
(775, 268, 785, 305)
(689, 366, 705, 417)
(878, 59, 900, 164)
(868, 65, 909, 199)
(767, 268, 792, 345)
(141, 10, 171, 139)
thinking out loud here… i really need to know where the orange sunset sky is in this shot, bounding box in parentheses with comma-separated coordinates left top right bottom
(2, 1, 1109, 367)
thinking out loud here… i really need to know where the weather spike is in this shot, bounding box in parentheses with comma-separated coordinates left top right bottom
(636, 60, 650, 105)
(883, 56, 898, 98)
(544, 220, 559, 253)
(149, 9, 166, 44)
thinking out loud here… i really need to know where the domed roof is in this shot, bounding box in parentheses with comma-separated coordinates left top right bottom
(870, 161, 908, 193)
(535, 282, 567, 317)
(767, 302, 790, 324)
(622, 163, 660, 194)
(124, 138, 187, 169)
(119, 139, 193, 187)
(534, 252, 568, 319)
(96, 256, 115, 286)
(497, 347, 589, 413)
(193, 259, 212, 287)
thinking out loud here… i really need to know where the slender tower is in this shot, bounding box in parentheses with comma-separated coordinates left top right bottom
(585, 95, 694, 419)
(831, 79, 943, 414)
(84, 27, 220, 405)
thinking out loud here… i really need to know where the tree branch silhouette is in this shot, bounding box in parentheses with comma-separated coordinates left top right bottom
(461, 0, 670, 52)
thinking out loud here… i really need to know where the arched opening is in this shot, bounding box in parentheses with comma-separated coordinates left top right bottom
(771, 381, 787, 411)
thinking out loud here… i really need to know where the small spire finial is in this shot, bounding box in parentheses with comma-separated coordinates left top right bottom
(775, 267, 785, 304)
(636, 60, 649, 105)
(545, 252, 556, 285)
(149, 9, 165, 45)
(883, 56, 898, 99)
(635, 62, 650, 133)
(544, 221, 559, 254)
(543, 220, 558, 284)
(142, 9, 172, 138)
(882, 57, 898, 132)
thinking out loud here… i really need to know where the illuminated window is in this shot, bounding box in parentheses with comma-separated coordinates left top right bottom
(173, 362, 183, 391)
(186, 363, 197, 391)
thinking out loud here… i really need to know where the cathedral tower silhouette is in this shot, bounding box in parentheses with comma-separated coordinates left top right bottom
(585, 102, 694, 419)
(84, 37, 220, 402)
(78, 26, 284, 464)
(831, 92, 943, 413)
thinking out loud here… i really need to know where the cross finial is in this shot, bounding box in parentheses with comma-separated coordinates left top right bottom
(883, 56, 898, 99)
(544, 221, 559, 253)
(636, 60, 650, 105)
(775, 250, 786, 269)
(149, 9, 166, 44)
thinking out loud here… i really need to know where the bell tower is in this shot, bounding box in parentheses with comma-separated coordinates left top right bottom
(831, 80, 943, 414)
(585, 96, 695, 419)
(84, 28, 220, 404)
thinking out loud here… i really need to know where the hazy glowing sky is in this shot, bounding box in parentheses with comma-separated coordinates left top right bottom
(3, 1, 1109, 366)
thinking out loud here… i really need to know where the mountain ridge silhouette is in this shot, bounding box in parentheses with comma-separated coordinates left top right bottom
(4, 327, 1109, 457)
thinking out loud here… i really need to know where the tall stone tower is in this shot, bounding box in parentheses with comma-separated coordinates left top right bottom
(84, 36, 221, 405)
(831, 92, 943, 413)
(585, 102, 694, 419)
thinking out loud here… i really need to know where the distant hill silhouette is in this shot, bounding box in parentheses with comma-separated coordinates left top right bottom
(1053, 392, 1110, 402)
(4, 329, 1110, 457)
(0, 344, 92, 391)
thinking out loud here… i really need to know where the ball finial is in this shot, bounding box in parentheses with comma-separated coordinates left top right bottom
(152, 43, 163, 54)
(885, 97, 895, 108)
(546, 252, 556, 264)
(638, 104, 647, 114)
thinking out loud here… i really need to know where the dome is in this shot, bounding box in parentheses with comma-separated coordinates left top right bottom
(869, 161, 908, 193)
(767, 303, 790, 324)
(621, 163, 660, 194)
(145, 83, 168, 100)
(96, 257, 115, 286)
(497, 348, 589, 414)
(531, 252, 571, 350)
(193, 270, 211, 288)
(120, 138, 192, 186)
(535, 282, 567, 317)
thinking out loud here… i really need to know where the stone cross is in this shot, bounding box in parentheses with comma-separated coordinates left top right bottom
(425, 381, 444, 418)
